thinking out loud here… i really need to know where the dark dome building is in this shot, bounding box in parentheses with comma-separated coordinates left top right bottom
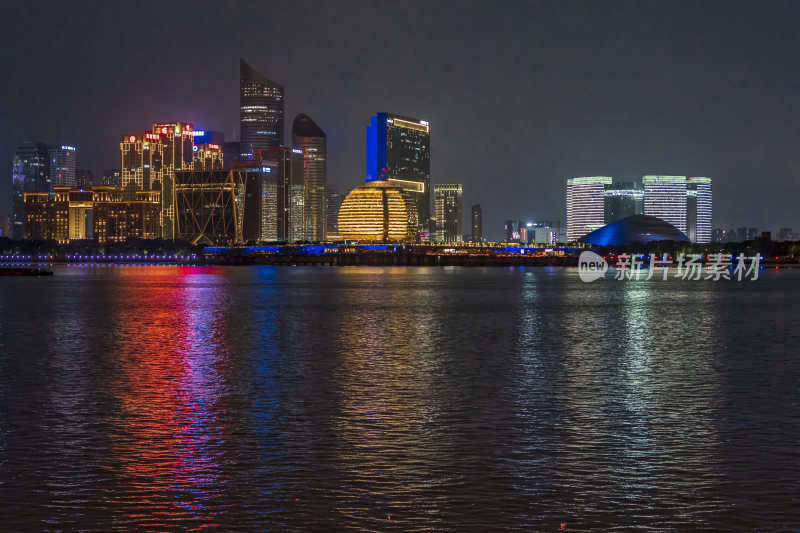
(579, 214, 689, 246)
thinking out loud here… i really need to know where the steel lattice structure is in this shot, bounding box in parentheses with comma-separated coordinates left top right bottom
(175, 170, 248, 245)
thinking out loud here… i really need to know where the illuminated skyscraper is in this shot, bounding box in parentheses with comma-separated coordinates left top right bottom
(686, 176, 712, 243)
(240, 58, 284, 159)
(49, 145, 77, 189)
(366, 112, 430, 229)
(264, 147, 304, 242)
(11, 141, 50, 240)
(434, 183, 463, 242)
(566, 176, 612, 241)
(471, 204, 482, 242)
(120, 133, 164, 198)
(643, 175, 687, 234)
(152, 123, 194, 239)
(292, 113, 327, 241)
(193, 143, 223, 171)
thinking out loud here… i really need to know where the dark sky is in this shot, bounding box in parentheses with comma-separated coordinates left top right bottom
(2, 0, 799, 240)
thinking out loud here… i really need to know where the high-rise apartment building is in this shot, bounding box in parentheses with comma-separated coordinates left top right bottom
(686, 176, 712, 243)
(240, 58, 284, 159)
(292, 113, 327, 241)
(366, 112, 430, 229)
(566, 176, 612, 241)
(49, 145, 77, 189)
(434, 184, 462, 242)
(643, 176, 688, 234)
(11, 141, 50, 240)
(471, 204, 482, 242)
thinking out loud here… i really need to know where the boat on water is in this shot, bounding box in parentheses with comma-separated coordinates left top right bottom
(0, 267, 53, 277)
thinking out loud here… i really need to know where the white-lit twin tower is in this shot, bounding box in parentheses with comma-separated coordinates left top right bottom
(566, 175, 712, 243)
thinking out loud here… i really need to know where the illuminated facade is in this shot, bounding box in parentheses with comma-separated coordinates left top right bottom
(686, 176, 712, 243)
(12, 141, 50, 240)
(338, 181, 419, 242)
(471, 204, 482, 242)
(240, 58, 284, 159)
(566, 176, 612, 241)
(434, 183, 463, 242)
(49, 145, 77, 189)
(120, 133, 164, 197)
(24, 186, 161, 242)
(174, 169, 250, 245)
(292, 113, 327, 241)
(153, 122, 194, 239)
(366, 112, 430, 230)
(643, 175, 688, 234)
(193, 143, 223, 171)
(264, 147, 305, 242)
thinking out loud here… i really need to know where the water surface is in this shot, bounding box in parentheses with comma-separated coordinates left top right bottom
(0, 265, 798, 531)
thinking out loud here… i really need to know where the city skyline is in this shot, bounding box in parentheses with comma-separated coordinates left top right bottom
(3, 1, 800, 240)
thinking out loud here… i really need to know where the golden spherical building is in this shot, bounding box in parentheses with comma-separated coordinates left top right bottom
(338, 181, 419, 242)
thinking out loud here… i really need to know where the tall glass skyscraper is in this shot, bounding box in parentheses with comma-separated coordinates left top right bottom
(292, 113, 327, 241)
(240, 58, 284, 160)
(434, 183, 462, 242)
(49, 145, 77, 190)
(366, 112, 430, 229)
(566, 176, 612, 241)
(643, 176, 688, 234)
(11, 141, 50, 240)
(686, 176, 712, 243)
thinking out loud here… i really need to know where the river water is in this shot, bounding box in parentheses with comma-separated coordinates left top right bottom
(0, 265, 798, 531)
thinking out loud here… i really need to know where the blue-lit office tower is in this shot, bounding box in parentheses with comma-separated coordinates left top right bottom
(240, 58, 284, 160)
(11, 141, 50, 240)
(292, 113, 327, 241)
(686, 177, 712, 243)
(49, 145, 77, 189)
(366, 113, 431, 229)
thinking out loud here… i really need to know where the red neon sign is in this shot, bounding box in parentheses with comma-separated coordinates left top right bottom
(128, 135, 136, 143)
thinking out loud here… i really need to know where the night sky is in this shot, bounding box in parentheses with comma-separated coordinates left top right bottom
(2, 0, 799, 240)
